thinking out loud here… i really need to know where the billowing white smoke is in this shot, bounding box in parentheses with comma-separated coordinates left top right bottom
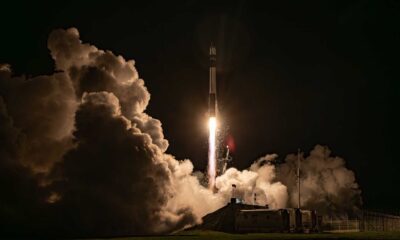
(1, 28, 203, 236)
(163, 154, 290, 223)
(215, 154, 288, 209)
(276, 145, 362, 216)
(0, 28, 361, 236)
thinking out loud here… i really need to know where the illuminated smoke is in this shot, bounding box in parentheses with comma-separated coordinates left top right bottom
(0, 28, 197, 236)
(215, 154, 288, 209)
(276, 145, 362, 216)
(208, 117, 217, 189)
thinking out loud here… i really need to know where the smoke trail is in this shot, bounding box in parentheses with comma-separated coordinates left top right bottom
(208, 117, 217, 189)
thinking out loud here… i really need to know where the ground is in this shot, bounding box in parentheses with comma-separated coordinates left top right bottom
(103, 230, 400, 240)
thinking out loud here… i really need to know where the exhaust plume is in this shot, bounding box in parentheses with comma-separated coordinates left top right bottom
(208, 116, 217, 189)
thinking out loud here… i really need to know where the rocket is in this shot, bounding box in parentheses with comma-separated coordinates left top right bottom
(209, 43, 217, 117)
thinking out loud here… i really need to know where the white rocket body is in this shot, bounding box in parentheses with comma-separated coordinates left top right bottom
(209, 44, 217, 117)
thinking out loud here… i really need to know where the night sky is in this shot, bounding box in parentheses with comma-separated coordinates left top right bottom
(1, 0, 399, 213)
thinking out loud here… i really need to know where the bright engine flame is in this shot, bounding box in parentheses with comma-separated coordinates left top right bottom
(208, 117, 217, 189)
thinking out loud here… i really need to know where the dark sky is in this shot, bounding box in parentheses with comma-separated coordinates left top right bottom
(1, 1, 399, 212)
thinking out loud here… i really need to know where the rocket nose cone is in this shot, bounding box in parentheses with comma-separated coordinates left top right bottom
(210, 43, 216, 55)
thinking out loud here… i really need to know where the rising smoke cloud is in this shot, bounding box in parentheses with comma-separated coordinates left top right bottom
(215, 154, 288, 209)
(276, 145, 362, 217)
(0, 28, 201, 237)
(0, 28, 361, 237)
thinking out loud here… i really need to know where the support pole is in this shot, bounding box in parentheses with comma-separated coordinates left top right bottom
(297, 148, 301, 209)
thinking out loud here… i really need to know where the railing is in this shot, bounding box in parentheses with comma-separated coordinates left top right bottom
(360, 211, 400, 232)
(323, 219, 361, 232)
(322, 211, 400, 232)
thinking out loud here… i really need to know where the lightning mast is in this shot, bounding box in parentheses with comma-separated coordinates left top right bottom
(297, 148, 301, 209)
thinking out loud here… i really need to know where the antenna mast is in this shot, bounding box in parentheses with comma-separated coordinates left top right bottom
(297, 148, 301, 209)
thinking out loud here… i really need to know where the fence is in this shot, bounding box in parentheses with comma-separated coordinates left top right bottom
(360, 210, 400, 232)
(322, 219, 361, 232)
(322, 211, 400, 232)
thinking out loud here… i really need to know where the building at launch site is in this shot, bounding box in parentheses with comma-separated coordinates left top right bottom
(196, 196, 400, 233)
(197, 197, 319, 233)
